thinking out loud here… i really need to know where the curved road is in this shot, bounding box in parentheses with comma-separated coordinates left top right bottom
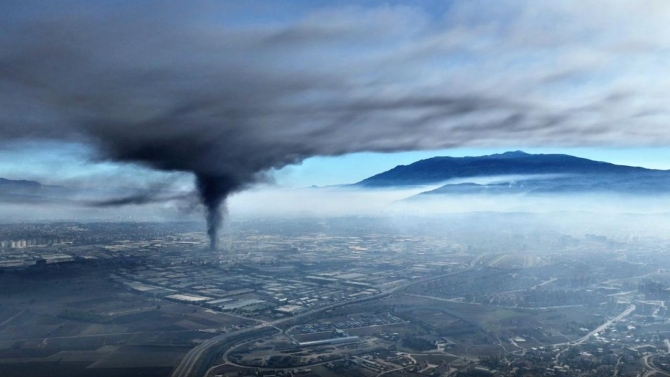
(171, 254, 487, 377)
(642, 354, 670, 377)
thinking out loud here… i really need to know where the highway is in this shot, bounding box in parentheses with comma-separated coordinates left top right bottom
(171, 253, 487, 377)
(642, 354, 670, 377)
(551, 304, 635, 351)
(641, 338, 670, 377)
(0, 309, 26, 328)
(573, 304, 636, 345)
(551, 304, 636, 365)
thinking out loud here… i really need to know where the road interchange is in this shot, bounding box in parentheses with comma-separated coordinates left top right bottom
(171, 254, 488, 377)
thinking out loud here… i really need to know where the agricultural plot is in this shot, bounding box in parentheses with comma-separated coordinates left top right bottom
(0, 269, 252, 377)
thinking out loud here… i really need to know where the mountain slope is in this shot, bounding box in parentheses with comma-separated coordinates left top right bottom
(0, 178, 43, 191)
(416, 173, 670, 197)
(356, 151, 657, 187)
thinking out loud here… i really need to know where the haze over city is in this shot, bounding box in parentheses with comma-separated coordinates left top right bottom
(2, 1, 670, 377)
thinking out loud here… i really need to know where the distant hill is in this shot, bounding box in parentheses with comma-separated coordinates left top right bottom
(356, 151, 659, 187)
(0, 178, 43, 192)
(0, 177, 70, 203)
(0, 178, 191, 207)
(415, 174, 670, 197)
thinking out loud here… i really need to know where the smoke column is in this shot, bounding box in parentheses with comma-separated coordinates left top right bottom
(195, 174, 236, 250)
(0, 2, 666, 248)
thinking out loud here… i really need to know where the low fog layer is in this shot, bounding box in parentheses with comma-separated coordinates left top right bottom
(4, 182, 670, 221)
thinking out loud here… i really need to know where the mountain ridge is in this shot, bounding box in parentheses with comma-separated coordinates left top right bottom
(0, 177, 45, 190)
(356, 151, 661, 187)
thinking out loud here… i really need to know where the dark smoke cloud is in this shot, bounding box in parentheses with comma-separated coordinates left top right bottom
(0, 1, 668, 247)
(89, 192, 191, 208)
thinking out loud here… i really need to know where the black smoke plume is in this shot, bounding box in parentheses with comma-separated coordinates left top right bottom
(195, 174, 237, 250)
(0, 1, 659, 248)
(89, 191, 191, 208)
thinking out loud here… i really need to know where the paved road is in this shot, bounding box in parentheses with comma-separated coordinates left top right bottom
(642, 354, 670, 377)
(573, 305, 635, 345)
(552, 304, 635, 349)
(0, 309, 26, 328)
(4, 329, 198, 342)
(552, 304, 636, 365)
(171, 254, 487, 377)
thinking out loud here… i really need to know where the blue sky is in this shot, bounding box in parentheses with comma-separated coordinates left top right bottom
(1, 143, 669, 189)
(276, 147, 670, 187)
